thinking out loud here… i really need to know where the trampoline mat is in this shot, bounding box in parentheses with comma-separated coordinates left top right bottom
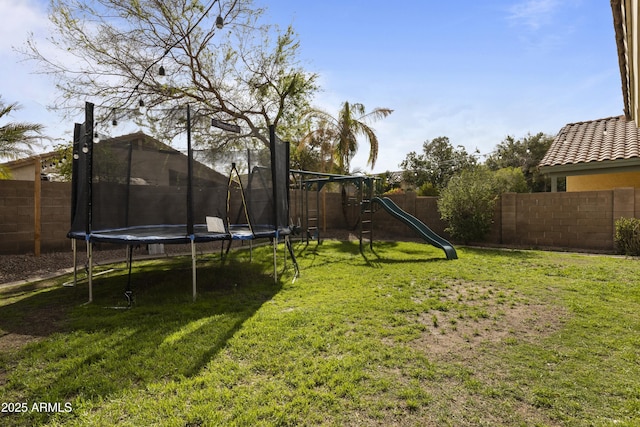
(68, 224, 290, 244)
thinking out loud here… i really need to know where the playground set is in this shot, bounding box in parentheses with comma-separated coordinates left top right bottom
(66, 102, 456, 304)
(289, 171, 458, 261)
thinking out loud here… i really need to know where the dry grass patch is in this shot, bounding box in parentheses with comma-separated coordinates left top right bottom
(414, 280, 567, 360)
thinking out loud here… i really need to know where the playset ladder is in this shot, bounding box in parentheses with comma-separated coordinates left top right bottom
(305, 181, 321, 244)
(359, 177, 375, 250)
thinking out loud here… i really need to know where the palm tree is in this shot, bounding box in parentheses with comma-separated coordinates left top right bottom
(301, 101, 392, 174)
(0, 99, 43, 160)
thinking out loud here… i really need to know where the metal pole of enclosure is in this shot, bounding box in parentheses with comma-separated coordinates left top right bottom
(186, 104, 197, 301)
(86, 102, 95, 303)
(85, 102, 94, 239)
(269, 125, 278, 280)
(186, 104, 194, 236)
(70, 123, 81, 287)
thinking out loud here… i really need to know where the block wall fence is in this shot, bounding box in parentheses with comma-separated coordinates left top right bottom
(0, 181, 72, 255)
(292, 188, 639, 253)
(1, 180, 638, 255)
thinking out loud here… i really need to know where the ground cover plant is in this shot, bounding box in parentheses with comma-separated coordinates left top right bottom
(0, 241, 639, 426)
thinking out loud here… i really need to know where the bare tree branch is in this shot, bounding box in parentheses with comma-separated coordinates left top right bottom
(21, 0, 318, 149)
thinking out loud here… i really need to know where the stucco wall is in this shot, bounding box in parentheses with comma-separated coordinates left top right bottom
(7, 164, 36, 181)
(567, 171, 640, 191)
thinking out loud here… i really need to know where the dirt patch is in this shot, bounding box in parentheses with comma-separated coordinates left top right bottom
(0, 332, 44, 352)
(413, 280, 566, 361)
(403, 280, 567, 426)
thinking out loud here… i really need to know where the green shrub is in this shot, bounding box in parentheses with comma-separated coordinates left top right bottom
(614, 217, 640, 256)
(383, 187, 404, 196)
(418, 182, 439, 196)
(493, 167, 528, 193)
(437, 168, 498, 244)
(437, 167, 531, 244)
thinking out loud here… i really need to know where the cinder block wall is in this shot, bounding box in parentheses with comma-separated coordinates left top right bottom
(0, 180, 34, 254)
(2, 182, 639, 255)
(0, 181, 71, 255)
(305, 188, 638, 252)
(372, 193, 450, 239)
(41, 182, 72, 252)
(501, 190, 616, 250)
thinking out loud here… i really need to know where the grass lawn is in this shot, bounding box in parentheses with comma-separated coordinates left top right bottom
(0, 240, 639, 426)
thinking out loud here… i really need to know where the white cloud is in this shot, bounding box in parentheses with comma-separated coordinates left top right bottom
(507, 0, 559, 31)
(0, 0, 79, 147)
(0, 0, 49, 52)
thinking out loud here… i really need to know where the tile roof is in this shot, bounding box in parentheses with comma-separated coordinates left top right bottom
(540, 116, 640, 168)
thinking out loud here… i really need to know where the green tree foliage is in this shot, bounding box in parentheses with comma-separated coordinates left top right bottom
(0, 99, 43, 160)
(299, 102, 393, 174)
(24, 0, 318, 149)
(377, 170, 402, 194)
(0, 98, 44, 179)
(493, 166, 528, 193)
(52, 143, 74, 181)
(485, 132, 554, 192)
(400, 136, 478, 194)
(438, 166, 527, 243)
(291, 125, 334, 172)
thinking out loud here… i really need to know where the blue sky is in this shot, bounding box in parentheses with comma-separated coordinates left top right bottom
(0, 0, 623, 173)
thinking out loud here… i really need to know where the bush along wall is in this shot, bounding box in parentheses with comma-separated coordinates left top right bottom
(614, 217, 640, 256)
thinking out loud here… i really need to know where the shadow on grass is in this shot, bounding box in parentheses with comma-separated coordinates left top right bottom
(0, 256, 280, 426)
(293, 240, 453, 272)
(457, 245, 541, 260)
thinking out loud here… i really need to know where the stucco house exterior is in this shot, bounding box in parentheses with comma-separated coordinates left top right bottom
(1, 151, 63, 181)
(540, 0, 640, 192)
(540, 115, 640, 191)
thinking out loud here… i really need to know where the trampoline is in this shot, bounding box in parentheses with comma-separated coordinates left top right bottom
(67, 102, 298, 303)
(67, 224, 281, 244)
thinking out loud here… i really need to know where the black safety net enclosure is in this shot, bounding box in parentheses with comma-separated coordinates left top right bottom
(67, 102, 297, 302)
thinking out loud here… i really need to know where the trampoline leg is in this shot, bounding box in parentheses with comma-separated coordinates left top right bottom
(124, 245, 134, 307)
(273, 237, 277, 282)
(191, 239, 197, 302)
(88, 241, 93, 303)
(70, 239, 77, 287)
(283, 238, 287, 269)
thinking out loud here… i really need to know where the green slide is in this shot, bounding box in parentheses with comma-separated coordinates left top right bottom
(371, 197, 458, 260)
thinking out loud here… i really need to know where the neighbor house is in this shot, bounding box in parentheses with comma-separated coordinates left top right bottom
(0, 151, 64, 181)
(539, 116, 640, 191)
(540, 0, 640, 192)
(91, 131, 228, 186)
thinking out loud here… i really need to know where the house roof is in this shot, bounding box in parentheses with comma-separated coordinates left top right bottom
(98, 131, 229, 184)
(610, 0, 631, 120)
(0, 151, 60, 169)
(539, 116, 640, 176)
